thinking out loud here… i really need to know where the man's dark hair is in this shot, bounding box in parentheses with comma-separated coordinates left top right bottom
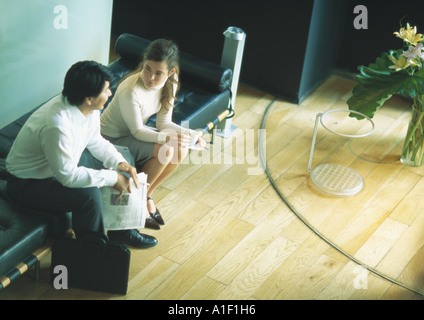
(62, 61, 113, 106)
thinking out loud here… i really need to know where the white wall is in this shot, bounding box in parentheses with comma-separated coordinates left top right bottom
(0, 0, 113, 128)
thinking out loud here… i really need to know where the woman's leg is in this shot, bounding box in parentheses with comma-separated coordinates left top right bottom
(142, 143, 189, 213)
(142, 143, 173, 191)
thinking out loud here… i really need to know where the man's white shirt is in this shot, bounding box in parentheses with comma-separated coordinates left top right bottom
(6, 95, 126, 188)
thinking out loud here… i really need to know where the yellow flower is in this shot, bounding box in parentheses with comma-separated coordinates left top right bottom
(388, 54, 413, 71)
(394, 24, 424, 45)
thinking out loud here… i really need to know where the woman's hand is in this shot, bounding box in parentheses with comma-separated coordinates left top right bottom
(166, 131, 190, 148)
(196, 136, 207, 149)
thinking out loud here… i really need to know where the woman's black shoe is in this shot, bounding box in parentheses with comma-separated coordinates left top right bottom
(147, 196, 165, 225)
(145, 216, 161, 230)
(150, 209, 165, 225)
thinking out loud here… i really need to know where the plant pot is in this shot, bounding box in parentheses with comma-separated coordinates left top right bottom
(401, 95, 424, 167)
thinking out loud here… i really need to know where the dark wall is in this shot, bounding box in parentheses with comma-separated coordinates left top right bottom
(112, 0, 317, 102)
(111, 0, 424, 103)
(337, 0, 424, 72)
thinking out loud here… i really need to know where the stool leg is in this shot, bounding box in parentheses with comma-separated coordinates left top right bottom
(34, 260, 40, 284)
(212, 129, 216, 144)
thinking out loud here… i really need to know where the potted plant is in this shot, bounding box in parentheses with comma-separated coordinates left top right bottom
(347, 23, 424, 166)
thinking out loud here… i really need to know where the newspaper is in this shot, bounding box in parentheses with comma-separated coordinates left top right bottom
(101, 172, 148, 230)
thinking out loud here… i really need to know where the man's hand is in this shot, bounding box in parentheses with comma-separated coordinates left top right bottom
(114, 162, 140, 197)
(113, 172, 131, 197)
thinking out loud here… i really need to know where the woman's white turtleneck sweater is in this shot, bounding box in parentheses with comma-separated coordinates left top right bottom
(100, 72, 192, 143)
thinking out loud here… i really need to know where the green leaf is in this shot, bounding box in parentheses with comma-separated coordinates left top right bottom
(347, 50, 424, 119)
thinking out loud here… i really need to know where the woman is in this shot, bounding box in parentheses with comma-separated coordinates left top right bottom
(101, 39, 205, 229)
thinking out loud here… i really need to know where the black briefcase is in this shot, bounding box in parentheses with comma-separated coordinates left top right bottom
(50, 233, 131, 295)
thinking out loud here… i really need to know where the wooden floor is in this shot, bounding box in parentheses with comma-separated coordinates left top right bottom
(1, 74, 424, 300)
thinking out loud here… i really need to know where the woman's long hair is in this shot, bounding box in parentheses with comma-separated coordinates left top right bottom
(123, 39, 180, 112)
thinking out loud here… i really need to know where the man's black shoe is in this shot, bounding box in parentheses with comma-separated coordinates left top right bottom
(108, 229, 158, 248)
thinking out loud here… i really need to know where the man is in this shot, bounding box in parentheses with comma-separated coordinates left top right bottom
(6, 60, 157, 248)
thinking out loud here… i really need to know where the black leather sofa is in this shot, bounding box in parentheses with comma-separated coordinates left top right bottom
(109, 33, 233, 131)
(0, 33, 233, 291)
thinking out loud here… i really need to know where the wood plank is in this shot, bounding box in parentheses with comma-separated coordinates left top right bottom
(181, 276, 227, 300)
(315, 261, 369, 299)
(146, 218, 254, 299)
(253, 233, 330, 299)
(353, 218, 407, 268)
(206, 236, 299, 300)
(376, 211, 424, 282)
(161, 172, 269, 264)
(278, 254, 345, 299)
(207, 205, 295, 285)
(114, 256, 180, 300)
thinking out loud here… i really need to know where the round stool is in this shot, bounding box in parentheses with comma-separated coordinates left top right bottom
(307, 109, 375, 197)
